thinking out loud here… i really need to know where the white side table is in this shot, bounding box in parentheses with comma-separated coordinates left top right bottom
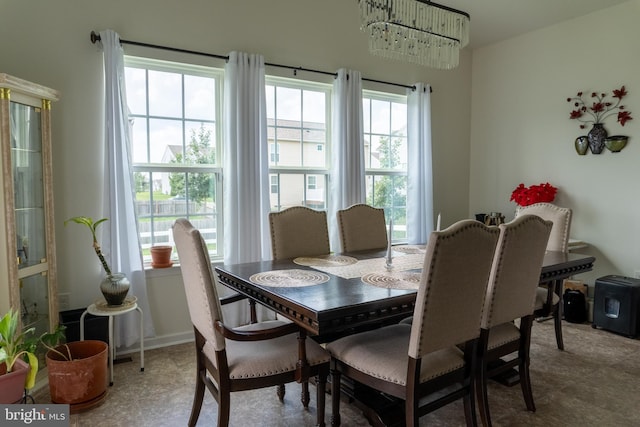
(80, 296, 144, 386)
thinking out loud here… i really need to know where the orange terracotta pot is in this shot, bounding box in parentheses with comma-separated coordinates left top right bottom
(0, 358, 29, 403)
(46, 340, 108, 413)
(150, 245, 173, 268)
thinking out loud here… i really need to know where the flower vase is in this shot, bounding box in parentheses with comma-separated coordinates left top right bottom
(100, 273, 130, 306)
(574, 136, 589, 155)
(587, 123, 607, 154)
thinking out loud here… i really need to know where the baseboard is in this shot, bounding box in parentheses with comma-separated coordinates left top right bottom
(116, 330, 195, 356)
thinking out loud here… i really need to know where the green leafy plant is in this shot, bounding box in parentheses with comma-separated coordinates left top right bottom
(39, 325, 71, 361)
(0, 309, 38, 390)
(64, 216, 112, 276)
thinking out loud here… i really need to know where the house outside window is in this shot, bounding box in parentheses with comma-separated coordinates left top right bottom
(266, 77, 330, 212)
(124, 57, 223, 261)
(363, 91, 408, 242)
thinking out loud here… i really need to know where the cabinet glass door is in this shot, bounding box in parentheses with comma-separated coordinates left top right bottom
(11, 101, 50, 336)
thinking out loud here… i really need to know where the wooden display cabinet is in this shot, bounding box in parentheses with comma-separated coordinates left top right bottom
(0, 74, 59, 341)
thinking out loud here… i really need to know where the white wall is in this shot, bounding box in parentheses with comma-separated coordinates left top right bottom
(1, 0, 472, 345)
(470, 1, 640, 287)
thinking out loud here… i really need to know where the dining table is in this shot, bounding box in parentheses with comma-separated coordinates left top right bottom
(215, 247, 594, 425)
(215, 247, 595, 341)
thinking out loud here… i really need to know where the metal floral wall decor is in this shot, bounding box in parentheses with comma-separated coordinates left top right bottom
(567, 86, 632, 155)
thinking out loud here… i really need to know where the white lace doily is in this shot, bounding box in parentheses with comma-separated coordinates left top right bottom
(249, 269, 330, 287)
(361, 271, 422, 290)
(293, 255, 358, 267)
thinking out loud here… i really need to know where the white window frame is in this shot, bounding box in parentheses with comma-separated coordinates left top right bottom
(124, 56, 224, 261)
(363, 90, 408, 242)
(266, 76, 331, 212)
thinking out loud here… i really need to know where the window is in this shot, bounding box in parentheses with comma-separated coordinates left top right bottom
(123, 57, 411, 260)
(266, 77, 330, 212)
(269, 143, 280, 163)
(307, 175, 317, 190)
(125, 57, 223, 261)
(363, 91, 408, 242)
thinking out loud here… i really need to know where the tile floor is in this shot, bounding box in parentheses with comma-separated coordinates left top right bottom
(33, 320, 640, 426)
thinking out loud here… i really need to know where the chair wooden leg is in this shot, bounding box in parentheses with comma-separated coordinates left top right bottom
(301, 381, 310, 408)
(463, 389, 478, 427)
(277, 384, 285, 402)
(316, 373, 327, 427)
(405, 401, 419, 427)
(218, 389, 231, 427)
(188, 369, 206, 427)
(520, 315, 536, 412)
(519, 360, 536, 412)
(553, 305, 564, 350)
(476, 363, 492, 427)
(519, 364, 536, 412)
(330, 364, 341, 427)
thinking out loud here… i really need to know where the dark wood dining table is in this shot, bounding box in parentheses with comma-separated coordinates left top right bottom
(216, 249, 594, 426)
(215, 249, 595, 341)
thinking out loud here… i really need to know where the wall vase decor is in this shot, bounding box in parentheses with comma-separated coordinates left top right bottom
(587, 123, 607, 154)
(574, 135, 589, 155)
(567, 86, 632, 155)
(604, 135, 628, 152)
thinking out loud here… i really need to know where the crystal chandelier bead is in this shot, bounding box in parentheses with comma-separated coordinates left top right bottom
(359, 0, 470, 70)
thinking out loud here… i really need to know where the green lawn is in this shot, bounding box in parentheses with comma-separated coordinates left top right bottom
(136, 192, 172, 201)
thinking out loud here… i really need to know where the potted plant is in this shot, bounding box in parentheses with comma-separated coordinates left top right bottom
(65, 216, 130, 305)
(40, 326, 109, 413)
(0, 309, 38, 403)
(150, 245, 173, 268)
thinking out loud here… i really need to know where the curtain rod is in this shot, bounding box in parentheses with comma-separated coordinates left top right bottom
(90, 31, 426, 92)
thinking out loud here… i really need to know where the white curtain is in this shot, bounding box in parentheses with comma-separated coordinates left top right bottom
(223, 51, 272, 325)
(99, 30, 155, 347)
(329, 69, 365, 252)
(407, 83, 434, 244)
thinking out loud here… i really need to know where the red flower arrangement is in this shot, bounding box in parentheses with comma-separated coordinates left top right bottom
(567, 86, 632, 129)
(510, 183, 557, 207)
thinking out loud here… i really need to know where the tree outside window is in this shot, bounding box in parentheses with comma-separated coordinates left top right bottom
(169, 125, 215, 204)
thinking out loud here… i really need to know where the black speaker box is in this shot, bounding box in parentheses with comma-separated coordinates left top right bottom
(592, 275, 640, 338)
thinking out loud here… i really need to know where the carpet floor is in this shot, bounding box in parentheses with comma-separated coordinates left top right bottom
(32, 320, 640, 426)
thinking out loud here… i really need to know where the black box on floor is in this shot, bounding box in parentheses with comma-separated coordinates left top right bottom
(59, 308, 108, 343)
(592, 275, 640, 338)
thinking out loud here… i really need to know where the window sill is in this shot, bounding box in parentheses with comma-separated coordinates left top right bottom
(144, 260, 225, 279)
(145, 264, 181, 278)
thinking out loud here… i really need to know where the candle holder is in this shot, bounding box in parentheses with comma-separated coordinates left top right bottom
(385, 253, 393, 271)
(386, 217, 393, 270)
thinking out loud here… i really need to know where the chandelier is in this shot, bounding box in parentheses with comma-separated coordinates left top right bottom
(358, 0, 470, 70)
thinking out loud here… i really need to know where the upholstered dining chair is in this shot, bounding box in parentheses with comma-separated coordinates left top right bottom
(172, 218, 330, 427)
(337, 203, 388, 252)
(477, 215, 552, 427)
(327, 220, 500, 427)
(515, 202, 572, 350)
(269, 206, 331, 260)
